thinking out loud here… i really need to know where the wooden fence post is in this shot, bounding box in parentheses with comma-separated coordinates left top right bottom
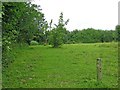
(97, 58, 102, 82)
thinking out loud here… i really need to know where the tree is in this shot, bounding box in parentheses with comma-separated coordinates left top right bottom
(49, 12, 69, 48)
(2, 2, 48, 69)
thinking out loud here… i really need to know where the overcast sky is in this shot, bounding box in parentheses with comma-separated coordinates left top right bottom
(32, 0, 119, 31)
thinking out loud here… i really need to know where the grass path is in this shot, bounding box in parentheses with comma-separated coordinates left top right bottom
(3, 43, 118, 88)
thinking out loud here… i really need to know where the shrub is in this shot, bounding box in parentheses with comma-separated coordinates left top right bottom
(30, 41, 39, 45)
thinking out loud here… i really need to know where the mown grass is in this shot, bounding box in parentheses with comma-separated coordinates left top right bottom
(2, 42, 118, 88)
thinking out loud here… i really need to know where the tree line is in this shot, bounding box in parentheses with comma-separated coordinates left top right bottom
(2, 2, 120, 69)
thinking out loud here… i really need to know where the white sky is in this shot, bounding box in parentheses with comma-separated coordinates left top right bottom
(32, 0, 119, 31)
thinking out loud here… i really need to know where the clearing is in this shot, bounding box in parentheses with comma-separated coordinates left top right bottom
(3, 42, 118, 88)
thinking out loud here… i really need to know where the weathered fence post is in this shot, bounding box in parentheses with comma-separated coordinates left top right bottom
(96, 58, 102, 82)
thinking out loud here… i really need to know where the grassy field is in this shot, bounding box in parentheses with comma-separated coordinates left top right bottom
(2, 42, 118, 88)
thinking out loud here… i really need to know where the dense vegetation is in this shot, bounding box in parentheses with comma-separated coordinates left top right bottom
(2, 2, 46, 69)
(1, 2, 119, 88)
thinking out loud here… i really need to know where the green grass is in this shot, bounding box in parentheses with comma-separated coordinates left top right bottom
(2, 42, 118, 88)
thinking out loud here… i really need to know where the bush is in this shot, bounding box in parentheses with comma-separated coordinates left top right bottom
(30, 41, 39, 45)
(49, 29, 63, 48)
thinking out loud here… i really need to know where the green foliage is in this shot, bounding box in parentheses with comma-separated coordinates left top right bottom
(49, 28, 64, 48)
(30, 41, 39, 45)
(67, 28, 116, 44)
(2, 2, 47, 69)
(49, 12, 69, 48)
